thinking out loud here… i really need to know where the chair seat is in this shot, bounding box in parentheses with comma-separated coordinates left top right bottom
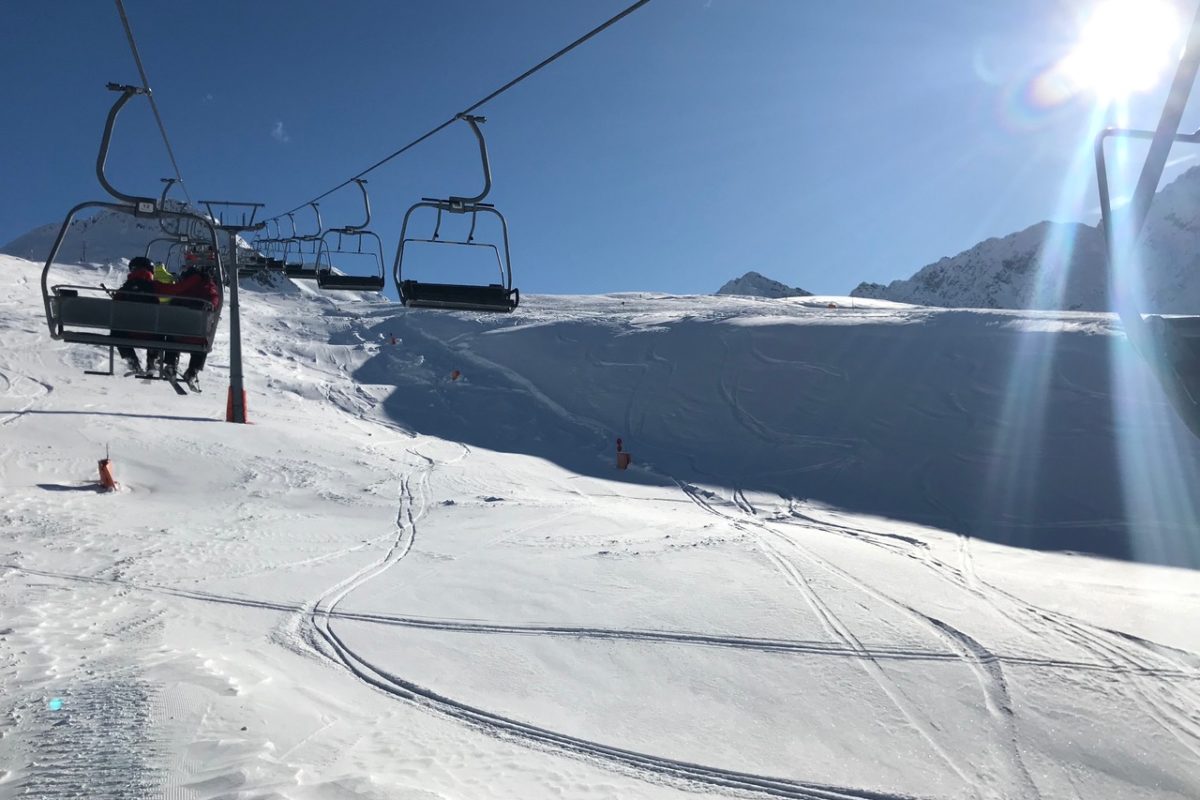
(284, 265, 319, 279)
(400, 280, 517, 312)
(317, 270, 385, 291)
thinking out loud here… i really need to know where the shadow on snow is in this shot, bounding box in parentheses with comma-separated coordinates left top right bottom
(351, 307, 1200, 569)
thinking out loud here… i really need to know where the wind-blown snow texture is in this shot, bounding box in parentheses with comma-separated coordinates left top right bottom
(853, 165, 1200, 312)
(716, 271, 813, 299)
(2, 249, 1199, 800)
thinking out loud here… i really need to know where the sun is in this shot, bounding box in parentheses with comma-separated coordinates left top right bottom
(1059, 0, 1180, 100)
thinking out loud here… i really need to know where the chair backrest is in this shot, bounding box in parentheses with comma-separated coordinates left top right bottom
(54, 295, 213, 340)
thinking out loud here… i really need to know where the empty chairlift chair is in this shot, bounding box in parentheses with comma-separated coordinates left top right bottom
(316, 179, 387, 291)
(253, 219, 287, 272)
(281, 206, 322, 280)
(41, 83, 225, 372)
(393, 114, 519, 312)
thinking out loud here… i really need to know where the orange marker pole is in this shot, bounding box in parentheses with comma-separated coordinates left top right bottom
(98, 445, 118, 492)
(616, 437, 632, 470)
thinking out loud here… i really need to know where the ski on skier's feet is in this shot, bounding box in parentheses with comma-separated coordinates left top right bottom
(164, 374, 188, 395)
(124, 368, 187, 393)
(183, 374, 201, 393)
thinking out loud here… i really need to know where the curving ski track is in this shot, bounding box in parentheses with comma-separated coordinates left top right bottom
(679, 483, 1039, 800)
(299, 442, 927, 800)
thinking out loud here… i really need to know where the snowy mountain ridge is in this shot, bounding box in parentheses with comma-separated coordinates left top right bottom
(852, 164, 1200, 312)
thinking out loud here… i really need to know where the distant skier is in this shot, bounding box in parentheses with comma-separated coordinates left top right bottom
(113, 256, 161, 375)
(154, 263, 220, 390)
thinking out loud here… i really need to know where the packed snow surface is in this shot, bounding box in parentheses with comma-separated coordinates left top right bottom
(2, 255, 1199, 799)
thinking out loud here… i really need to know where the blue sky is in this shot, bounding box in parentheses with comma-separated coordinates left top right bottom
(3, 0, 1199, 295)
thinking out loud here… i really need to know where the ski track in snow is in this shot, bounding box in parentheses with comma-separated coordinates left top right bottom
(949, 538, 1200, 760)
(681, 484, 1011, 800)
(775, 505, 1200, 782)
(792, 508, 1200, 763)
(286, 407, 919, 798)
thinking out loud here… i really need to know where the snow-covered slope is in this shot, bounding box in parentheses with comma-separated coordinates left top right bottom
(716, 270, 812, 298)
(2, 254, 1199, 799)
(852, 165, 1200, 312)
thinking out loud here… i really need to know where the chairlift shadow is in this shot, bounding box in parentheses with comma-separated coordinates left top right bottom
(36, 483, 107, 493)
(11, 409, 218, 423)
(357, 309, 1200, 569)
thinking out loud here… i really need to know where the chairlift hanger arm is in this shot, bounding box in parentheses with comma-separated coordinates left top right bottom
(303, 202, 323, 238)
(449, 114, 493, 206)
(342, 179, 372, 232)
(97, 83, 156, 210)
(158, 178, 182, 234)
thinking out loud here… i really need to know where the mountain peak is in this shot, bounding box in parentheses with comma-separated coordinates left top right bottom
(716, 271, 812, 299)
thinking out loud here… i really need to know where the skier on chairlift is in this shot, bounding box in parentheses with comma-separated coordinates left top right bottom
(114, 256, 162, 375)
(154, 262, 220, 391)
(153, 262, 175, 303)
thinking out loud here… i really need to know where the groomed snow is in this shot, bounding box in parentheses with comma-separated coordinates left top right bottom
(2, 255, 1198, 799)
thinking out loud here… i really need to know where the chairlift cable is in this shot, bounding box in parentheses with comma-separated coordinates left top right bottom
(113, 0, 193, 207)
(264, 0, 653, 223)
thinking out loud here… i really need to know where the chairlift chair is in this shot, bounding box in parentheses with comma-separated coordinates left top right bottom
(316, 179, 386, 291)
(393, 114, 518, 312)
(253, 219, 287, 271)
(144, 234, 188, 267)
(40, 83, 225, 373)
(281, 207, 321, 279)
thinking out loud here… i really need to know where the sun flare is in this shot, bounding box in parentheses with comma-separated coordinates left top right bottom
(1060, 0, 1180, 100)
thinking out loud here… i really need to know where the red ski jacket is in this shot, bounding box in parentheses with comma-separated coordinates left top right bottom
(154, 271, 220, 345)
(155, 272, 220, 311)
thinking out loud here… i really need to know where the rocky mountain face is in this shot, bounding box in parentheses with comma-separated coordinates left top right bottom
(851, 165, 1200, 313)
(717, 271, 813, 298)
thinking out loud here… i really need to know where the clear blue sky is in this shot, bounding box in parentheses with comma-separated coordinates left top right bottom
(3, 0, 1199, 295)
